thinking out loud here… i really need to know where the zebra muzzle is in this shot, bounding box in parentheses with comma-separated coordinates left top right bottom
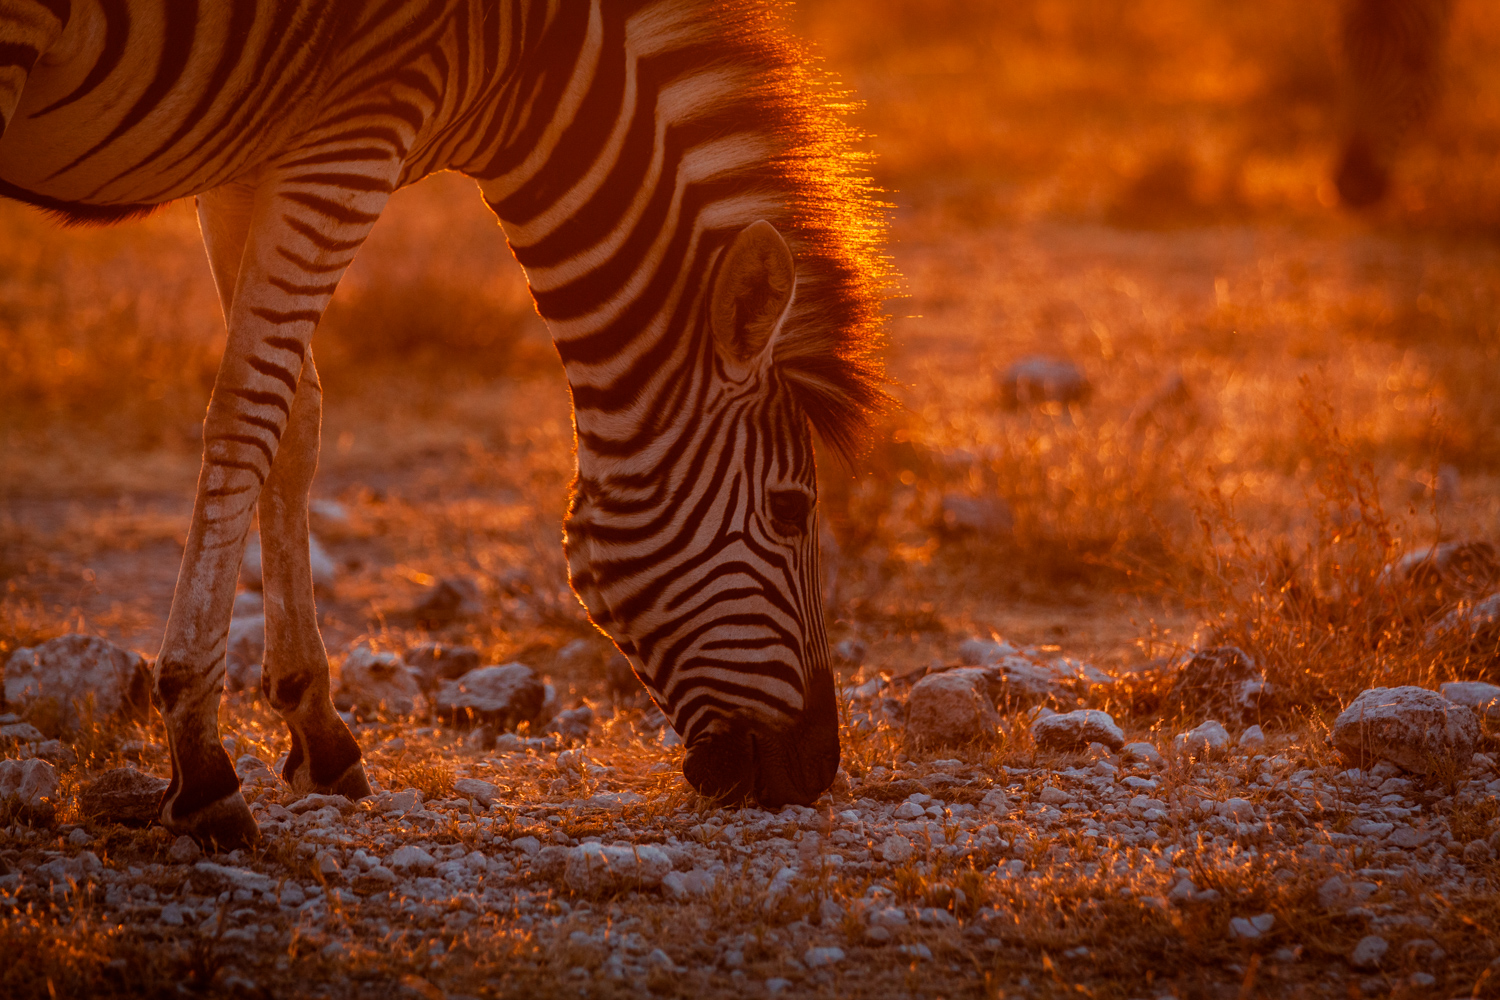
(681, 672, 840, 809)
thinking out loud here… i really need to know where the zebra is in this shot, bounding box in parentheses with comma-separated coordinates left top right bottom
(1335, 0, 1453, 208)
(0, 0, 887, 847)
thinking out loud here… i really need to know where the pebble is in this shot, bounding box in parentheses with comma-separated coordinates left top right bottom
(563, 843, 672, 894)
(335, 645, 422, 718)
(1121, 741, 1163, 766)
(410, 577, 483, 626)
(3, 635, 152, 735)
(803, 946, 845, 968)
(1228, 913, 1275, 940)
(1031, 709, 1125, 751)
(168, 835, 203, 864)
(905, 669, 1001, 747)
(1332, 687, 1478, 775)
(1175, 719, 1230, 758)
(433, 663, 546, 730)
(387, 846, 436, 874)
(1349, 935, 1388, 970)
(880, 835, 915, 864)
(1439, 680, 1500, 722)
(1238, 725, 1266, 749)
(0, 757, 58, 817)
(404, 643, 482, 693)
(78, 766, 168, 826)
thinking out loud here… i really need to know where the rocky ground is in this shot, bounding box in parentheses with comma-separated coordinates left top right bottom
(1, 634, 1498, 999)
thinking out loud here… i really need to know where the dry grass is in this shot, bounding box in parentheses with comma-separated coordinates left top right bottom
(5, 3, 1500, 998)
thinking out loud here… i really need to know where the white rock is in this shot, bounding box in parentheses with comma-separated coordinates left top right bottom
(1238, 725, 1266, 749)
(1175, 720, 1230, 758)
(1039, 786, 1071, 805)
(453, 778, 500, 808)
(957, 637, 1018, 666)
(387, 846, 436, 874)
(803, 947, 845, 968)
(433, 663, 546, 730)
(563, 843, 672, 894)
(1031, 709, 1125, 751)
(998, 355, 1090, 408)
(1440, 681, 1500, 722)
(4, 635, 152, 734)
(0, 722, 45, 742)
(1121, 742, 1163, 766)
(880, 835, 915, 864)
(167, 835, 202, 864)
(662, 869, 716, 900)
(225, 614, 265, 693)
(905, 669, 1000, 747)
(1350, 935, 1389, 970)
(1215, 798, 1257, 822)
(193, 862, 276, 894)
(1228, 913, 1274, 939)
(979, 789, 1009, 812)
(334, 645, 421, 717)
(1332, 687, 1478, 775)
(0, 757, 58, 814)
(240, 532, 336, 593)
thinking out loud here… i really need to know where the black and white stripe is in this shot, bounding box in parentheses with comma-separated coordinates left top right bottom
(0, 0, 886, 817)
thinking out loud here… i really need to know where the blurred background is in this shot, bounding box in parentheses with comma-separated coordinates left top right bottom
(4, 0, 1500, 713)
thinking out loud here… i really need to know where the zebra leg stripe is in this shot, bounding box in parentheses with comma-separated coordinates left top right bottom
(155, 156, 397, 846)
(259, 352, 369, 799)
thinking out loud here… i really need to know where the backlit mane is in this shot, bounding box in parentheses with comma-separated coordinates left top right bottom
(697, 0, 892, 461)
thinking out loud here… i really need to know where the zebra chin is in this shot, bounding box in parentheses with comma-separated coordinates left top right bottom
(680, 670, 840, 809)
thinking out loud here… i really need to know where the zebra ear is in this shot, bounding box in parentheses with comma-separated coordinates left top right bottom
(710, 221, 795, 373)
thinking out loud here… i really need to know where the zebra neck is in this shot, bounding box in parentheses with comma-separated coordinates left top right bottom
(470, 0, 789, 469)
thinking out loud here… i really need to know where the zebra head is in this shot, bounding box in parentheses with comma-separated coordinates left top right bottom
(564, 220, 839, 809)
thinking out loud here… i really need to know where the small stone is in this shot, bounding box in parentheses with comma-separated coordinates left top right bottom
(404, 643, 482, 693)
(998, 354, 1090, 408)
(240, 532, 336, 593)
(765, 978, 792, 996)
(1332, 687, 1478, 775)
(452, 778, 500, 808)
(3, 635, 152, 735)
(1166, 646, 1272, 724)
(1039, 786, 1071, 805)
(387, 846, 436, 874)
(0, 757, 59, 820)
(864, 925, 892, 944)
(546, 705, 594, 743)
(905, 669, 1001, 747)
(225, 614, 265, 693)
(1238, 725, 1266, 749)
(433, 663, 546, 730)
(334, 645, 421, 718)
(168, 835, 203, 864)
(159, 902, 187, 926)
(191, 862, 276, 894)
(880, 835, 915, 864)
(803, 947, 845, 968)
(0, 722, 46, 742)
(937, 494, 1013, 536)
(563, 843, 672, 894)
(78, 767, 167, 826)
(832, 639, 867, 667)
(315, 851, 341, 877)
(1228, 913, 1275, 940)
(1439, 681, 1500, 722)
(410, 576, 483, 627)
(287, 792, 355, 814)
(1031, 709, 1125, 751)
(1175, 719, 1231, 758)
(957, 637, 1018, 666)
(1349, 935, 1388, 970)
(1121, 742, 1163, 766)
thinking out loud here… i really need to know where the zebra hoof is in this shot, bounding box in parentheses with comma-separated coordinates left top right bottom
(325, 760, 372, 800)
(162, 789, 261, 851)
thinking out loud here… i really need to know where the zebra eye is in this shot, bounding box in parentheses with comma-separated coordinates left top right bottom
(767, 488, 814, 533)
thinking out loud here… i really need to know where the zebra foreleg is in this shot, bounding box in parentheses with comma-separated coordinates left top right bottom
(157, 160, 398, 847)
(258, 352, 370, 799)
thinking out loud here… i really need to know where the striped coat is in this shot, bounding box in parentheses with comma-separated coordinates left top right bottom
(0, 0, 886, 845)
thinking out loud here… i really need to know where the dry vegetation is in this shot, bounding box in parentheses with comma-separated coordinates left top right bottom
(4, 1, 1500, 998)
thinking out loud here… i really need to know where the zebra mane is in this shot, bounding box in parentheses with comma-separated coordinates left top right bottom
(695, 0, 892, 462)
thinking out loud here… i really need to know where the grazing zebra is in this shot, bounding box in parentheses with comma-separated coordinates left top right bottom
(1335, 0, 1453, 208)
(0, 0, 886, 846)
